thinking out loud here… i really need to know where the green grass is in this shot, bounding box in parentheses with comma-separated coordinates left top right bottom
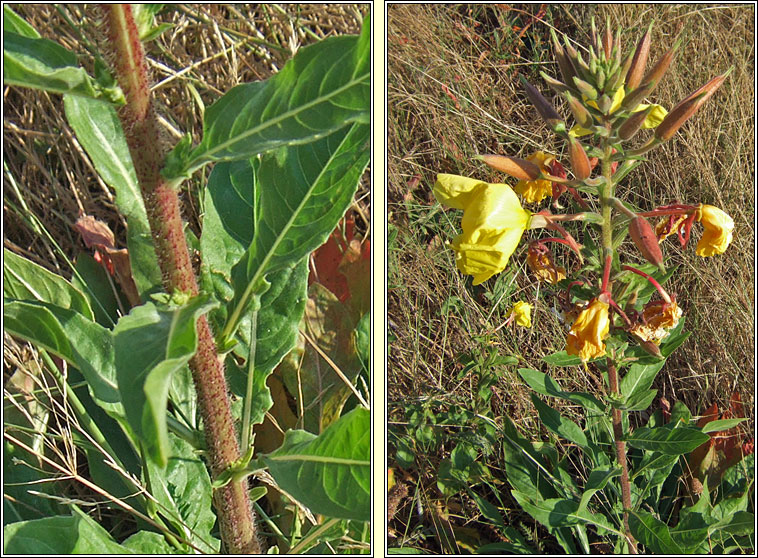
(387, 4, 754, 553)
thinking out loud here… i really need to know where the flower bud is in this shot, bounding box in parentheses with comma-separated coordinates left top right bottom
(629, 215, 665, 271)
(603, 25, 614, 60)
(573, 76, 598, 100)
(568, 136, 591, 181)
(539, 71, 570, 95)
(641, 41, 679, 87)
(478, 154, 541, 181)
(617, 105, 655, 140)
(596, 94, 613, 114)
(655, 71, 729, 141)
(521, 76, 563, 128)
(622, 42, 680, 112)
(626, 23, 653, 91)
(564, 91, 594, 128)
(638, 338, 664, 358)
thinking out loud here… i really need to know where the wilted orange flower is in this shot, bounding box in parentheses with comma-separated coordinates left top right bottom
(566, 299, 609, 362)
(526, 245, 566, 284)
(630, 300, 683, 344)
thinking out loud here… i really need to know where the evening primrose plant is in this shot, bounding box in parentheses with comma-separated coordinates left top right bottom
(433, 21, 751, 554)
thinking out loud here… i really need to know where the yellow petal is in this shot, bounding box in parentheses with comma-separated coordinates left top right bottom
(696, 204, 734, 256)
(566, 300, 609, 361)
(445, 181, 531, 284)
(510, 301, 532, 328)
(633, 103, 668, 129)
(433, 174, 487, 210)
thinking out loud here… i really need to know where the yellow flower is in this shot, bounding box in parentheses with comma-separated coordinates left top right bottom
(570, 87, 668, 137)
(566, 300, 610, 362)
(696, 204, 734, 257)
(514, 151, 556, 203)
(630, 300, 683, 344)
(434, 174, 531, 285)
(510, 301, 532, 328)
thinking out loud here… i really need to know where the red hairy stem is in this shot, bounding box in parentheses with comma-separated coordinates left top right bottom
(99, 5, 261, 553)
(607, 359, 637, 554)
(601, 254, 612, 293)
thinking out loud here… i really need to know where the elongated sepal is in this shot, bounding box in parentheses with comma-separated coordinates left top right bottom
(565, 91, 594, 128)
(540, 71, 571, 95)
(573, 76, 598, 100)
(626, 22, 653, 91)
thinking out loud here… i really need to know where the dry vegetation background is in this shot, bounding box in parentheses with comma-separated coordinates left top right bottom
(388, 3, 754, 551)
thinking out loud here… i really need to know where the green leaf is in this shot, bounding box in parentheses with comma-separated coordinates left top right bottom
(3, 6, 40, 38)
(121, 531, 176, 554)
(502, 417, 562, 500)
(3, 300, 119, 408)
(163, 18, 370, 179)
(701, 417, 747, 434)
(619, 360, 665, 404)
(63, 95, 161, 299)
(355, 311, 370, 374)
(113, 295, 218, 467)
(199, 160, 308, 425)
(143, 434, 220, 553)
(262, 406, 369, 521)
(530, 393, 589, 448)
(519, 368, 605, 414)
(541, 350, 583, 367)
(3, 30, 123, 103)
(510, 490, 616, 532)
(577, 466, 621, 513)
(72, 253, 122, 327)
(615, 388, 658, 412)
(4, 248, 93, 319)
(719, 511, 754, 535)
(670, 508, 710, 552)
(628, 510, 684, 554)
(627, 426, 710, 455)
(225, 122, 370, 344)
(3, 506, 131, 554)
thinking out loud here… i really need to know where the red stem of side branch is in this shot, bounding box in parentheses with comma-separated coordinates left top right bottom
(621, 265, 671, 303)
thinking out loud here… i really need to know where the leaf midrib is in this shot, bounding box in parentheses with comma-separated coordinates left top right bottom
(224, 124, 362, 340)
(189, 71, 368, 169)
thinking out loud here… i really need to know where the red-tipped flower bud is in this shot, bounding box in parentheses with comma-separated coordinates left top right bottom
(568, 137, 591, 181)
(618, 105, 655, 140)
(478, 154, 541, 181)
(626, 23, 652, 91)
(655, 71, 729, 141)
(629, 215, 665, 271)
